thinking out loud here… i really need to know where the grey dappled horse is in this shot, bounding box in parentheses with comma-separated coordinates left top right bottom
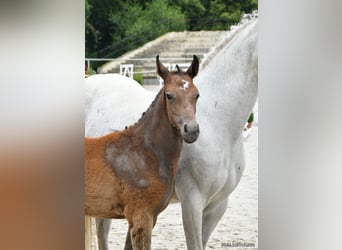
(85, 19, 258, 250)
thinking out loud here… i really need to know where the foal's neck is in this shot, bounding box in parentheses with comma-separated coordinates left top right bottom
(136, 89, 183, 160)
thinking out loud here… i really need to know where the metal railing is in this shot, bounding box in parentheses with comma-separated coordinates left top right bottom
(85, 57, 192, 74)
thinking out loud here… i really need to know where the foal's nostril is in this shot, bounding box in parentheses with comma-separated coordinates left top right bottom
(184, 124, 188, 133)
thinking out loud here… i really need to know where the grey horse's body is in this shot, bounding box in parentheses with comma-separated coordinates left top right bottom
(85, 19, 258, 250)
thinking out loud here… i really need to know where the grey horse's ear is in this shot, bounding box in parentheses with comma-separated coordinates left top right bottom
(186, 55, 199, 78)
(156, 55, 169, 80)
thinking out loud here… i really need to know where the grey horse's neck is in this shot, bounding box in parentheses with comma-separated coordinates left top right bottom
(197, 20, 258, 144)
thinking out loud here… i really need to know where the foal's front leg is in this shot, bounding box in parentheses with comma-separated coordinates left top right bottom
(125, 214, 157, 250)
(124, 226, 133, 250)
(126, 212, 153, 250)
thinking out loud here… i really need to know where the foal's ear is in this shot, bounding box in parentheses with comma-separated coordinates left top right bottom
(156, 55, 169, 80)
(186, 55, 199, 78)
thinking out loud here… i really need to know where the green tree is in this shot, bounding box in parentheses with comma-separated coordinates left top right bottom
(170, 0, 206, 30)
(104, 0, 186, 58)
(207, 0, 257, 30)
(86, 0, 129, 58)
(85, 0, 258, 61)
(85, 0, 101, 58)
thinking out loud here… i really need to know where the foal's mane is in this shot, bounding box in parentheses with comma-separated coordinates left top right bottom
(137, 89, 163, 123)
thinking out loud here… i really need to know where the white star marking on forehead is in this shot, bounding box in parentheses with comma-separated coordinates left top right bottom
(181, 80, 189, 91)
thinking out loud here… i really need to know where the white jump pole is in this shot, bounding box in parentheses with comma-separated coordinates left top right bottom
(85, 216, 96, 250)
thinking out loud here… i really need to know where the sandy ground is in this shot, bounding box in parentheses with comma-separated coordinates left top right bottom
(90, 85, 258, 250)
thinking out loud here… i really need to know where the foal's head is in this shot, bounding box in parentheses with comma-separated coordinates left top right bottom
(156, 55, 200, 143)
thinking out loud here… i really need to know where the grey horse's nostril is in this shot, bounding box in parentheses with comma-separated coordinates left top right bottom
(184, 124, 188, 133)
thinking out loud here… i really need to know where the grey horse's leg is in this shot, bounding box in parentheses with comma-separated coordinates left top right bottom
(178, 189, 205, 250)
(96, 218, 111, 250)
(202, 198, 228, 248)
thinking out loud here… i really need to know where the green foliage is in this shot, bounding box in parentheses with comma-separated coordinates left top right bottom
(86, 66, 96, 76)
(170, 0, 205, 30)
(85, 0, 100, 57)
(251, 0, 258, 7)
(85, 0, 258, 61)
(133, 70, 144, 86)
(114, 0, 185, 56)
(248, 112, 254, 123)
(97, 0, 186, 58)
(85, 0, 91, 18)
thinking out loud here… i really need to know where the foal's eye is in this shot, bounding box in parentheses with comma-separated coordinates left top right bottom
(196, 94, 200, 100)
(166, 93, 173, 100)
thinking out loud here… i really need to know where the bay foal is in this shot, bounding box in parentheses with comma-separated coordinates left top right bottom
(85, 55, 200, 249)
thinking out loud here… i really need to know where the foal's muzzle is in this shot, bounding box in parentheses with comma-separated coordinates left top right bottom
(183, 122, 200, 143)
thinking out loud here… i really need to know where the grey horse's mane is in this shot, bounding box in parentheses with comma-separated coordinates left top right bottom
(200, 10, 258, 70)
